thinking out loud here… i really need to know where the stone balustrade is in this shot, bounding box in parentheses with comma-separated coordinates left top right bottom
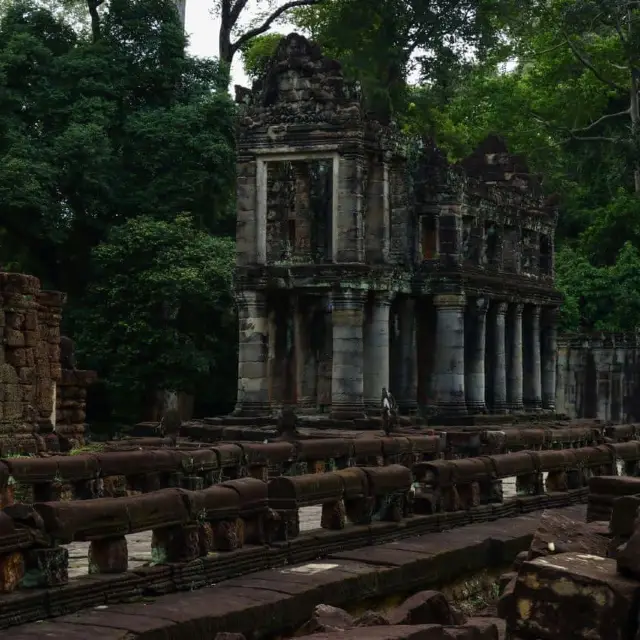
(0, 440, 638, 628)
(1, 424, 638, 507)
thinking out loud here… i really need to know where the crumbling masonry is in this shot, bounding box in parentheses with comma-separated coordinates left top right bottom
(233, 34, 562, 419)
(0, 273, 95, 454)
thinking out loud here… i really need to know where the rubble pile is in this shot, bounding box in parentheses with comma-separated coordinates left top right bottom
(498, 483, 640, 640)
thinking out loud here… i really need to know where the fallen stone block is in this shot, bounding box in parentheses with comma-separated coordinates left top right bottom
(388, 590, 456, 626)
(302, 625, 447, 640)
(354, 610, 392, 626)
(616, 523, 640, 579)
(527, 510, 609, 560)
(444, 617, 500, 640)
(609, 495, 640, 538)
(299, 604, 355, 633)
(507, 552, 640, 640)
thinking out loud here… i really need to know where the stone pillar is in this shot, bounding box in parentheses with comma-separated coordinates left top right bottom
(335, 155, 365, 263)
(363, 293, 392, 410)
(492, 302, 508, 412)
(542, 307, 558, 411)
(465, 298, 488, 413)
(555, 338, 569, 415)
(524, 305, 542, 410)
(433, 294, 466, 415)
(234, 290, 269, 416)
(396, 298, 418, 413)
(507, 303, 524, 411)
(330, 289, 365, 418)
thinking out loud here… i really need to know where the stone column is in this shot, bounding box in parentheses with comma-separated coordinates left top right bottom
(541, 307, 558, 411)
(465, 298, 488, 413)
(234, 290, 269, 416)
(555, 338, 569, 415)
(524, 305, 542, 410)
(396, 298, 418, 413)
(433, 294, 466, 414)
(507, 303, 524, 411)
(492, 302, 508, 412)
(364, 293, 392, 410)
(330, 289, 365, 418)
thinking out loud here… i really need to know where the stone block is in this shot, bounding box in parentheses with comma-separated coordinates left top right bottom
(88, 536, 128, 573)
(610, 495, 640, 538)
(180, 475, 204, 491)
(388, 590, 456, 626)
(0, 551, 25, 593)
(508, 552, 640, 640)
(527, 510, 609, 561)
(22, 546, 68, 586)
(321, 500, 347, 530)
(300, 604, 355, 633)
(152, 524, 200, 563)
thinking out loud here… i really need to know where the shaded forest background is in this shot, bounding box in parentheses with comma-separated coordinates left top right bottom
(0, 0, 637, 424)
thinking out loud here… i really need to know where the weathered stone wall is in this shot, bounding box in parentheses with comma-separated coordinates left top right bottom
(556, 333, 640, 423)
(0, 272, 95, 454)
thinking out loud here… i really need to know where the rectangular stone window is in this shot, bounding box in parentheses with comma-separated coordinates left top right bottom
(540, 234, 552, 275)
(259, 156, 336, 264)
(420, 215, 437, 260)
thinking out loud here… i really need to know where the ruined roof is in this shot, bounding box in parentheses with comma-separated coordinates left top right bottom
(460, 135, 542, 192)
(240, 33, 363, 129)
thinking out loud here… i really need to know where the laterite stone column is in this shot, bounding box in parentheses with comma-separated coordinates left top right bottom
(492, 302, 508, 412)
(507, 303, 524, 412)
(364, 292, 392, 410)
(524, 305, 543, 410)
(541, 307, 558, 411)
(465, 298, 488, 413)
(433, 294, 467, 415)
(234, 290, 270, 416)
(330, 289, 365, 418)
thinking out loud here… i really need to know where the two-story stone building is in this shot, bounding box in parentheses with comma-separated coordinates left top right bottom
(232, 34, 562, 420)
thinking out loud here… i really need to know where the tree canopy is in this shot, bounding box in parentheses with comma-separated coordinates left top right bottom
(0, 0, 238, 421)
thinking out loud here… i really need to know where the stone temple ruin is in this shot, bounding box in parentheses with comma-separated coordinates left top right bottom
(0, 272, 95, 455)
(233, 34, 562, 419)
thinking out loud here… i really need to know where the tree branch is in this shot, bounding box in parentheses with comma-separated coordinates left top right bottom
(230, 0, 324, 55)
(571, 109, 631, 133)
(228, 0, 250, 30)
(562, 32, 626, 92)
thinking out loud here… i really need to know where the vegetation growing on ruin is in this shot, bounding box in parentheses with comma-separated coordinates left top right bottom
(0, 0, 639, 419)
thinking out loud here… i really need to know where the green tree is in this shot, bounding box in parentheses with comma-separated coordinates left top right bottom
(214, 0, 323, 80)
(240, 32, 282, 81)
(0, 0, 236, 296)
(292, 0, 517, 118)
(71, 214, 237, 421)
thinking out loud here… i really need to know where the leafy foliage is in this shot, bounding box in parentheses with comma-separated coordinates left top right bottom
(0, 0, 236, 296)
(70, 214, 237, 421)
(0, 0, 239, 419)
(240, 32, 282, 81)
(292, 0, 518, 118)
